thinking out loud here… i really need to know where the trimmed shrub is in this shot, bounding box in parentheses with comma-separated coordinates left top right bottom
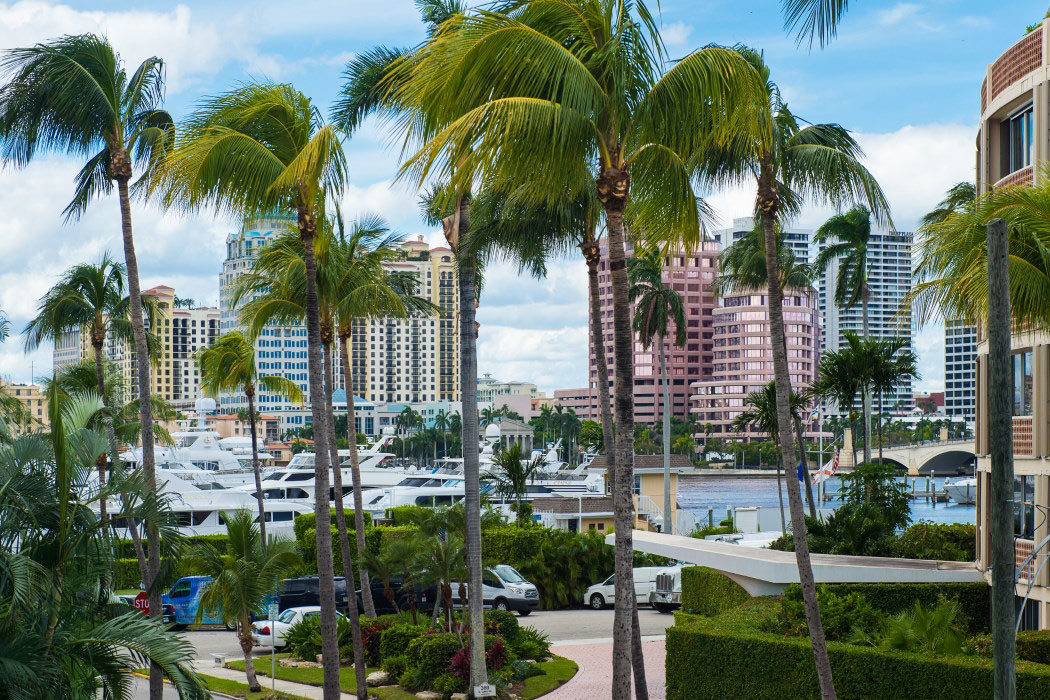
(381, 654, 409, 679)
(385, 505, 428, 526)
(893, 523, 976, 562)
(360, 617, 394, 666)
(416, 633, 462, 682)
(485, 609, 520, 642)
(770, 586, 880, 641)
(1018, 630, 1050, 665)
(680, 566, 751, 617)
(803, 582, 989, 633)
(293, 509, 373, 542)
(433, 672, 467, 694)
(667, 602, 1050, 699)
(297, 525, 414, 568)
(379, 623, 426, 662)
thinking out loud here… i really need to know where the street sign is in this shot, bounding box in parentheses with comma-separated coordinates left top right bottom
(268, 603, 279, 618)
(133, 591, 149, 615)
(474, 683, 496, 698)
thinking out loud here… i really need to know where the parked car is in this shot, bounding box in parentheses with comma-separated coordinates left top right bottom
(280, 576, 350, 615)
(451, 565, 540, 616)
(251, 606, 345, 649)
(163, 576, 233, 629)
(649, 565, 684, 613)
(358, 575, 438, 615)
(584, 566, 664, 609)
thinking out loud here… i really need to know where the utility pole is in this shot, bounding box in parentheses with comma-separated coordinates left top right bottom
(987, 218, 1016, 700)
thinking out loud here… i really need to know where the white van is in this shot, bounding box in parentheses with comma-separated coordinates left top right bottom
(452, 564, 540, 616)
(583, 567, 664, 609)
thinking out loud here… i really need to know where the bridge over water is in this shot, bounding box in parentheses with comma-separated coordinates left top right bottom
(849, 438, 975, 476)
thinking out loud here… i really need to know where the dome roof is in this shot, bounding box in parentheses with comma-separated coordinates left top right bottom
(484, 422, 501, 438)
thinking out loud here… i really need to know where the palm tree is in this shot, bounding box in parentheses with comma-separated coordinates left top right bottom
(191, 510, 301, 692)
(813, 342, 865, 466)
(628, 247, 684, 534)
(866, 336, 919, 464)
(484, 442, 546, 526)
(156, 81, 348, 700)
(479, 405, 498, 427)
(361, 546, 402, 614)
(434, 408, 451, 457)
(814, 205, 886, 465)
(782, 0, 854, 48)
(0, 307, 8, 342)
(703, 47, 889, 698)
(197, 332, 304, 546)
(386, 7, 768, 693)
(413, 535, 466, 628)
(0, 38, 174, 687)
(920, 182, 976, 228)
(23, 254, 155, 530)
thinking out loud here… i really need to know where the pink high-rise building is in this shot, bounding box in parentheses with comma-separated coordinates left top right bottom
(691, 287, 821, 442)
(590, 240, 719, 425)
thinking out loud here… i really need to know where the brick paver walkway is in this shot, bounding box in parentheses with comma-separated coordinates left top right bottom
(546, 639, 665, 699)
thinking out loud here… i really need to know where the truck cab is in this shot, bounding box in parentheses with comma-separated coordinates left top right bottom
(649, 565, 684, 613)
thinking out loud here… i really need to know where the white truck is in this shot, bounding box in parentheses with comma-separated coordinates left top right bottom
(649, 565, 684, 613)
(583, 566, 664, 609)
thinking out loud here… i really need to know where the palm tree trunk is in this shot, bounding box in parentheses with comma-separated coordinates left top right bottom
(759, 190, 836, 699)
(659, 338, 672, 534)
(340, 334, 377, 617)
(115, 172, 162, 700)
(297, 212, 341, 700)
(246, 389, 267, 549)
(987, 218, 1016, 700)
(447, 195, 488, 691)
(795, 416, 817, 518)
(774, 441, 786, 533)
(322, 341, 369, 698)
(598, 165, 642, 700)
(92, 343, 110, 527)
(861, 286, 872, 465)
(240, 618, 262, 692)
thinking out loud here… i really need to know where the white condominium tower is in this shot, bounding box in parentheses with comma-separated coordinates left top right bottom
(712, 216, 815, 266)
(944, 319, 977, 424)
(819, 230, 914, 413)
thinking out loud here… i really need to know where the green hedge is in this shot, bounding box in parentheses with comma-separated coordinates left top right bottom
(293, 509, 373, 542)
(385, 505, 428, 526)
(114, 557, 211, 590)
(680, 567, 750, 616)
(297, 525, 416, 570)
(667, 604, 1050, 700)
(793, 582, 989, 633)
(1018, 630, 1050, 665)
(115, 534, 230, 560)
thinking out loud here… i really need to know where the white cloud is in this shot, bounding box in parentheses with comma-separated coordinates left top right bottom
(878, 3, 921, 27)
(662, 21, 693, 48)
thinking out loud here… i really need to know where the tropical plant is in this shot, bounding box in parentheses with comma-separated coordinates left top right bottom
(197, 331, 304, 546)
(0, 386, 206, 700)
(0, 306, 8, 342)
(156, 80, 349, 700)
(384, 5, 766, 693)
(0, 37, 175, 678)
(414, 535, 466, 628)
(484, 442, 546, 527)
(865, 336, 919, 463)
(782, 0, 853, 48)
(880, 599, 966, 656)
(919, 182, 976, 228)
(629, 247, 684, 534)
(812, 341, 865, 465)
(190, 509, 301, 691)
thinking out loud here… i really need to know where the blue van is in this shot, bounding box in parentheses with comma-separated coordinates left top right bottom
(163, 576, 233, 630)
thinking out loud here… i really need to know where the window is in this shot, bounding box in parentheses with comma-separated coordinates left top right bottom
(1017, 596, 1041, 632)
(1001, 105, 1034, 176)
(1015, 475, 1036, 539)
(1013, 351, 1033, 416)
(169, 580, 192, 598)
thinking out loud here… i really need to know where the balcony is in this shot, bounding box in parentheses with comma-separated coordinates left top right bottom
(1013, 416, 1034, 456)
(1016, 538, 1036, 583)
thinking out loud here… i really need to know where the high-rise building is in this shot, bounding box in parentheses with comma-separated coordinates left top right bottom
(818, 231, 915, 413)
(691, 286, 822, 442)
(944, 319, 977, 424)
(349, 236, 459, 405)
(52, 327, 83, 372)
(590, 239, 719, 424)
(712, 216, 814, 266)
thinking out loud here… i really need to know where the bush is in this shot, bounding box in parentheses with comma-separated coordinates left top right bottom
(284, 615, 323, 661)
(379, 623, 426, 662)
(382, 654, 409, 679)
(513, 625, 552, 661)
(416, 632, 462, 682)
(506, 659, 544, 681)
(385, 505, 428, 526)
(893, 522, 976, 562)
(293, 510, 372, 542)
(770, 585, 880, 641)
(485, 636, 510, 671)
(809, 582, 989, 634)
(360, 617, 394, 666)
(880, 600, 965, 656)
(680, 567, 750, 617)
(1018, 630, 1050, 665)
(486, 609, 520, 642)
(432, 672, 467, 694)
(667, 601, 1050, 699)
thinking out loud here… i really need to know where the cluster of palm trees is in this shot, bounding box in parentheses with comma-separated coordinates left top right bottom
(531, 404, 583, 463)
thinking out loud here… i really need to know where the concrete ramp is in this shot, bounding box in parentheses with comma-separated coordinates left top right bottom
(611, 529, 983, 596)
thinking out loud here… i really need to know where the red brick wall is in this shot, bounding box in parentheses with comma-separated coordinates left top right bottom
(989, 29, 1043, 103)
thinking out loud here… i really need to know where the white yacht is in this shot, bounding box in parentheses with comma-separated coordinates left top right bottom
(944, 476, 977, 505)
(104, 470, 310, 539)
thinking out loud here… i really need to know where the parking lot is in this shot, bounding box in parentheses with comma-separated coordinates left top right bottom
(181, 605, 674, 661)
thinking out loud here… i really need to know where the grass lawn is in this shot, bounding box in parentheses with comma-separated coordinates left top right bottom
(227, 656, 415, 699)
(197, 672, 310, 699)
(115, 589, 140, 596)
(521, 656, 578, 699)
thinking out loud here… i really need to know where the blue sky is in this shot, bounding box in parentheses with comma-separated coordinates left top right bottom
(0, 0, 1045, 395)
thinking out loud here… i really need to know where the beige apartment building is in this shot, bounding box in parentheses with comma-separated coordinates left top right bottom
(1, 382, 48, 432)
(973, 21, 1050, 630)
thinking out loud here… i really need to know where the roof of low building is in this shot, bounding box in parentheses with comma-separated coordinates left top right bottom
(588, 454, 693, 469)
(532, 495, 613, 514)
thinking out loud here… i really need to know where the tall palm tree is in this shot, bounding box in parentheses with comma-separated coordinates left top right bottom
(23, 254, 155, 530)
(484, 442, 546, 526)
(385, 6, 767, 693)
(413, 535, 466, 628)
(866, 336, 919, 464)
(191, 510, 301, 692)
(628, 248, 684, 534)
(434, 408, 451, 457)
(702, 46, 889, 698)
(814, 205, 886, 465)
(920, 182, 976, 228)
(813, 342, 865, 466)
(156, 81, 348, 700)
(197, 332, 304, 546)
(0, 38, 174, 691)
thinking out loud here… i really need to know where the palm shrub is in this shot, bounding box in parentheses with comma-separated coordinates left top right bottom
(881, 600, 966, 656)
(190, 509, 301, 691)
(768, 585, 881, 642)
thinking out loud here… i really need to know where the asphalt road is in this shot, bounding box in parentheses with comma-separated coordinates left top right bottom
(133, 607, 673, 697)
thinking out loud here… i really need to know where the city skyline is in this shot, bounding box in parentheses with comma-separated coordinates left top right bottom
(1, 0, 1040, 394)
